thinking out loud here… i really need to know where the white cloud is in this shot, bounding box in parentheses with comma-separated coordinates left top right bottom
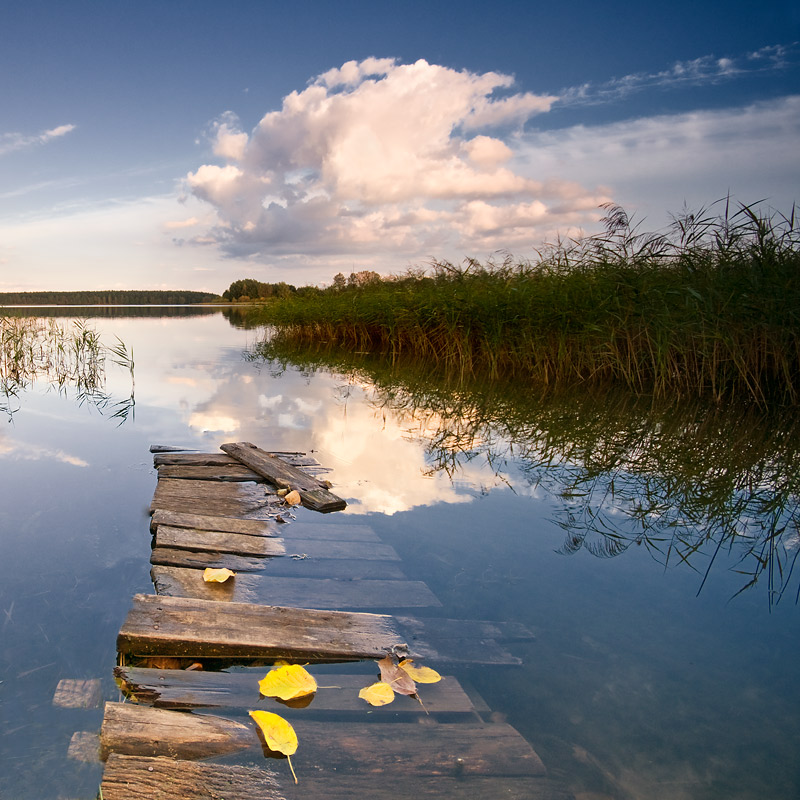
(0, 123, 76, 156)
(185, 58, 601, 267)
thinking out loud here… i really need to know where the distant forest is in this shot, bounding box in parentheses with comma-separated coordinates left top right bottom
(0, 290, 220, 305)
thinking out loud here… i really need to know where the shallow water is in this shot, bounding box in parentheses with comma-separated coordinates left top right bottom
(0, 309, 798, 799)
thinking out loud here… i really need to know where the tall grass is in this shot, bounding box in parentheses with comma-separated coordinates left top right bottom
(0, 316, 135, 421)
(255, 202, 800, 405)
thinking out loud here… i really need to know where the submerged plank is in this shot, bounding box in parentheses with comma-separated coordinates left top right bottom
(154, 525, 399, 561)
(280, 522, 380, 542)
(100, 754, 283, 800)
(395, 616, 536, 644)
(117, 594, 406, 661)
(222, 441, 346, 512)
(101, 702, 546, 777)
(150, 565, 441, 609)
(150, 547, 408, 579)
(114, 666, 476, 715)
(150, 509, 279, 537)
(154, 526, 286, 557)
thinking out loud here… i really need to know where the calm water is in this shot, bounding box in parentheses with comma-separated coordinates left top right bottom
(0, 309, 798, 800)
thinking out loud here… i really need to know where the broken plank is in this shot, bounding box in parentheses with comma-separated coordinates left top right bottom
(153, 452, 240, 467)
(149, 479, 275, 517)
(114, 667, 476, 715)
(150, 547, 408, 579)
(100, 702, 252, 761)
(52, 678, 102, 708)
(150, 509, 279, 537)
(156, 464, 265, 482)
(150, 566, 441, 609)
(154, 526, 286, 557)
(222, 441, 346, 512)
(101, 703, 546, 777)
(117, 594, 406, 661)
(100, 754, 283, 800)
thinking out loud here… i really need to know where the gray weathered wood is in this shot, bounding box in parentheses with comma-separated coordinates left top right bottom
(157, 464, 265, 482)
(100, 702, 252, 761)
(154, 452, 242, 466)
(222, 442, 346, 512)
(117, 594, 406, 661)
(150, 565, 442, 609)
(154, 525, 399, 561)
(280, 522, 380, 542)
(100, 754, 284, 800)
(150, 509, 279, 536)
(114, 666, 476, 715)
(150, 547, 408, 579)
(150, 445, 198, 453)
(154, 525, 286, 557)
(150, 478, 276, 516)
(101, 702, 546, 777)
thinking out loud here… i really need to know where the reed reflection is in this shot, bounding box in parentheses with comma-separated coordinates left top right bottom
(250, 334, 800, 606)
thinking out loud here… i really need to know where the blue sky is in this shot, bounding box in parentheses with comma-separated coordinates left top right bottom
(1, 0, 798, 292)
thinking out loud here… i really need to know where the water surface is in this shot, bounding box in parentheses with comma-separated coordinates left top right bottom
(0, 309, 797, 799)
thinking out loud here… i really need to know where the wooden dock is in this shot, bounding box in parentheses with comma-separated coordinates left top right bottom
(86, 442, 574, 798)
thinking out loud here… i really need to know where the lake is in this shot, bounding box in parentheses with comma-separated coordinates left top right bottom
(1, 308, 798, 799)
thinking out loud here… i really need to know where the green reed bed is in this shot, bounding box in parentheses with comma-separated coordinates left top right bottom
(256, 203, 800, 405)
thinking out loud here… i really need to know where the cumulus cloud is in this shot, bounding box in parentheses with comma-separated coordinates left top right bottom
(0, 123, 76, 156)
(185, 58, 607, 268)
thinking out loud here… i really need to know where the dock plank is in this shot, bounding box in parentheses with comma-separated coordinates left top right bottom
(150, 565, 441, 608)
(100, 703, 546, 777)
(117, 594, 406, 661)
(101, 754, 283, 800)
(150, 479, 275, 516)
(149, 547, 409, 579)
(101, 755, 572, 800)
(150, 509, 279, 536)
(154, 525, 400, 561)
(114, 667, 476, 715)
(154, 526, 286, 557)
(157, 464, 265, 482)
(222, 442, 346, 512)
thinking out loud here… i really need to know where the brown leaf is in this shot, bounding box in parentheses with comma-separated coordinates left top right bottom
(376, 655, 417, 696)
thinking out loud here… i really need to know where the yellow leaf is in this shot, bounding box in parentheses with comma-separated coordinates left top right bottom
(398, 659, 442, 684)
(202, 567, 235, 583)
(358, 681, 395, 706)
(249, 710, 299, 784)
(284, 490, 301, 506)
(258, 664, 317, 701)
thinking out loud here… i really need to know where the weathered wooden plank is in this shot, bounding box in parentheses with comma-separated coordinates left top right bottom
(222, 441, 346, 512)
(101, 755, 571, 800)
(114, 667, 476, 715)
(100, 754, 283, 800)
(153, 452, 314, 467)
(100, 702, 252, 761)
(150, 445, 198, 453)
(117, 594, 406, 661)
(150, 547, 408, 579)
(150, 509, 279, 537)
(154, 526, 286, 557)
(157, 464, 265, 482)
(150, 565, 441, 608)
(154, 525, 399, 561)
(101, 703, 546, 777)
(150, 479, 275, 516)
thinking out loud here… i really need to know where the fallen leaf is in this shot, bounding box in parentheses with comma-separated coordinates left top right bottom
(202, 567, 235, 583)
(258, 664, 317, 701)
(398, 659, 442, 684)
(376, 655, 417, 696)
(249, 710, 299, 783)
(284, 490, 301, 506)
(276, 488, 289, 497)
(358, 681, 395, 706)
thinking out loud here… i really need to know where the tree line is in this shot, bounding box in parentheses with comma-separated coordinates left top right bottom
(0, 290, 220, 305)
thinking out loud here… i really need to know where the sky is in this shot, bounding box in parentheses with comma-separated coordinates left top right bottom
(1, 0, 798, 293)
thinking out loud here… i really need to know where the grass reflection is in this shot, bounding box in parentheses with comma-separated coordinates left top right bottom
(0, 316, 135, 422)
(250, 334, 800, 606)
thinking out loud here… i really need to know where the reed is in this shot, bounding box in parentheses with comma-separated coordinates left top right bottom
(252, 201, 800, 406)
